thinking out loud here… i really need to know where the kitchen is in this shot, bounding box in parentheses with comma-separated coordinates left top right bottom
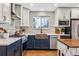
(0, 3, 79, 56)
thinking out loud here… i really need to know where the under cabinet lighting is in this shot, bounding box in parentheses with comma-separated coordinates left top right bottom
(40, 8, 44, 11)
(30, 3, 34, 7)
(54, 4, 58, 7)
(77, 5, 79, 7)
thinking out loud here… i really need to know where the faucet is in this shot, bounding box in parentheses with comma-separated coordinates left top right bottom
(40, 26, 43, 33)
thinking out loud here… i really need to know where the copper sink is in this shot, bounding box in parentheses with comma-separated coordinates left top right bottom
(35, 34, 48, 39)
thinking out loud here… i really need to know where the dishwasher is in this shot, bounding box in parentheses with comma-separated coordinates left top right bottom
(50, 35, 58, 49)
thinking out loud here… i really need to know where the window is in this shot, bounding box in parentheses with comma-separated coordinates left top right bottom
(32, 16, 49, 29)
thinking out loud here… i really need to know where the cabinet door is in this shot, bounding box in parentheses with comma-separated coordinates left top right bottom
(26, 35, 34, 49)
(57, 41, 67, 54)
(41, 39, 49, 49)
(3, 3, 11, 23)
(14, 46, 22, 56)
(71, 8, 79, 18)
(0, 46, 6, 56)
(58, 8, 70, 20)
(7, 48, 14, 56)
(0, 4, 3, 21)
(55, 8, 70, 26)
(34, 39, 49, 49)
(7, 39, 22, 56)
(22, 7, 29, 26)
(14, 40, 22, 56)
(34, 39, 41, 49)
(7, 44, 15, 56)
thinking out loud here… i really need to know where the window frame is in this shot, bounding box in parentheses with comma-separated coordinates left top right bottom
(32, 16, 50, 30)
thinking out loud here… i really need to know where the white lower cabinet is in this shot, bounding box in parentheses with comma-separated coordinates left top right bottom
(67, 48, 79, 56)
(58, 41, 68, 55)
(58, 41, 79, 56)
(57, 41, 72, 56)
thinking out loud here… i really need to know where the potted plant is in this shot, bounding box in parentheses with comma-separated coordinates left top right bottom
(61, 28, 65, 34)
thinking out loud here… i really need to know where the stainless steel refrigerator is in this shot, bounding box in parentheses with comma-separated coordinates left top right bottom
(71, 19, 79, 39)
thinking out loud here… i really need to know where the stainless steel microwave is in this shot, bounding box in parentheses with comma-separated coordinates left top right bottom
(58, 20, 69, 26)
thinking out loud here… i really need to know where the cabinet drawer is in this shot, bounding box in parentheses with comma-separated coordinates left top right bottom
(28, 35, 35, 39)
(26, 35, 34, 49)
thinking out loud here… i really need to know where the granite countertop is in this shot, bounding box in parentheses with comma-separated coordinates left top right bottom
(0, 37, 21, 46)
(58, 39, 79, 48)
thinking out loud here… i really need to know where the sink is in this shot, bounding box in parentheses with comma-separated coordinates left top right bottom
(35, 34, 48, 39)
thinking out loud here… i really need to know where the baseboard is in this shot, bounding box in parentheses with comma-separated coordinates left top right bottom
(24, 49, 57, 50)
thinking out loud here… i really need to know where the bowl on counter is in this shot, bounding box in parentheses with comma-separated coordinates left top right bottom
(0, 33, 9, 39)
(3, 33, 9, 39)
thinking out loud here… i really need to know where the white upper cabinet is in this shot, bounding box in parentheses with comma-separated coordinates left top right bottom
(3, 3, 11, 23)
(21, 7, 30, 26)
(54, 8, 70, 26)
(0, 4, 3, 21)
(0, 3, 11, 23)
(11, 3, 30, 27)
(71, 8, 79, 19)
(11, 3, 22, 27)
(58, 8, 70, 20)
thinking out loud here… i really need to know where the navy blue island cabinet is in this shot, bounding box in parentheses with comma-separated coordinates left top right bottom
(34, 39, 50, 49)
(24, 35, 50, 49)
(34, 35, 50, 49)
(24, 35, 35, 49)
(0, 39, 22, 56)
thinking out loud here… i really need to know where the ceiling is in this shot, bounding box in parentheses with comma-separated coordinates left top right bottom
(20, 3, 79, 11)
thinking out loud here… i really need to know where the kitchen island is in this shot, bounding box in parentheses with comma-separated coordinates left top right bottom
(57, 39, 79, 56)
(24, 33, 69, 50)
(0, 38, 22, 56)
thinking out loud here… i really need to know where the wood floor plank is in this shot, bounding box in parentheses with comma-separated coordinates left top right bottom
(22, 50, 57, 56)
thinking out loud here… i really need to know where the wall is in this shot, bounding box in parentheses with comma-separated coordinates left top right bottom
(29, 11, 55, 34)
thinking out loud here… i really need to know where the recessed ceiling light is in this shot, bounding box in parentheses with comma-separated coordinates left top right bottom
(30, 3, 34, 7)
(40, 8, 44, 11)
(54, 4, 58, 7)
(77, 5, 79, 7)
(5, 3, 10, 6)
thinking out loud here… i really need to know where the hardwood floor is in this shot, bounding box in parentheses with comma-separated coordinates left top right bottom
(22, 50, 57, 56)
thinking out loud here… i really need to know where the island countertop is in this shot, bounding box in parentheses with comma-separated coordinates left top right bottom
(58, 39, 79, 48)
(0, 37, 21, 46)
